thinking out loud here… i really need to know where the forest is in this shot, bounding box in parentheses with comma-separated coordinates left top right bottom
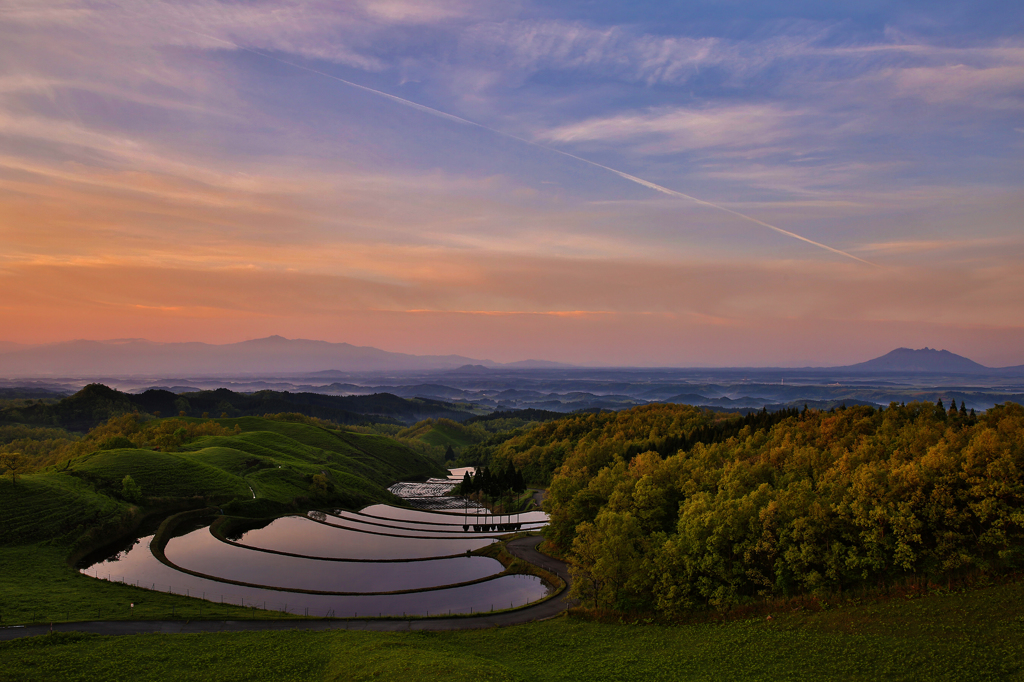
(488, 401, 1022, 613)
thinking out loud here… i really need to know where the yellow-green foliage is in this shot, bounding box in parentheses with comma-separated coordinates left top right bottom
(540, 402, 1024, 613)
(490, 404, 718, 485)
(0, 414, 231, 472)
(0, 424, 81, 466)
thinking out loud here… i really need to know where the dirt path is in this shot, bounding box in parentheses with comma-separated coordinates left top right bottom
(0, 536, 574, 641)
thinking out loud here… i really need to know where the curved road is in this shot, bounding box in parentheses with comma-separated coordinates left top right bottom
(0, 536, 575, 641)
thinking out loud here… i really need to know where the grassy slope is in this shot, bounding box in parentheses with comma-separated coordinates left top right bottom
(0, 417, 446, 626)
(400, 419, 485, 450)
(67, 449, 251, 499)
(0, 417, 444, 542)
(0, 474, 124, 546)
(3, 579, 1024, 681)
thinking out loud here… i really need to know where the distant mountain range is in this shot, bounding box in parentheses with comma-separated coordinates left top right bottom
(0, 338, 1019, 378)
(0, 336, 570, 377)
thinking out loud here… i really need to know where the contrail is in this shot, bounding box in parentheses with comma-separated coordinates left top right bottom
(174, 24, 875, 266)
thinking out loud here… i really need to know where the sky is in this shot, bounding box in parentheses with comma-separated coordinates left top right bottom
(0, 0, 1022, 367)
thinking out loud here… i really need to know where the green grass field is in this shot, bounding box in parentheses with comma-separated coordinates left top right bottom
(3, 579, 1024, 681)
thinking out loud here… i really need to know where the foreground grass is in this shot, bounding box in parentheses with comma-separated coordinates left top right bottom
(0, 545, 294, 625)
(3, 580, 1024, 681)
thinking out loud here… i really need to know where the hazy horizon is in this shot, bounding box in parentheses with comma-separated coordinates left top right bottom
(1, 1, 1021, 367)
(1, 335, 1022, 373)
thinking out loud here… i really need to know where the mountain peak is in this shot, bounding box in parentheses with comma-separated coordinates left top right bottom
(845, 347, 990, 374)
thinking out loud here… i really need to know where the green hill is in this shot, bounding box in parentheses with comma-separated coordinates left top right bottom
(68, 448, 252, 499)
(0, 473, 125, 546)
(398, 418, 487, 449)
(0, 416, 445, 547)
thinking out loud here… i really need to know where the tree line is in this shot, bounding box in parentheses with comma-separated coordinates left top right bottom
(457, 462, 527, 520)
(494, 400, 1022, 613)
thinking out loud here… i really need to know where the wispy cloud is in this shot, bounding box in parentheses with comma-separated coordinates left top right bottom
(539, 103, 804, 152)
(460, 20, 722, 86)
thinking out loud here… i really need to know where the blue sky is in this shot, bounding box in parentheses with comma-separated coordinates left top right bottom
(0, 0, 1022, 366)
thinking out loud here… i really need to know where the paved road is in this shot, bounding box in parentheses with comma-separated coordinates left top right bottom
(0, 536, 575, 641)
(531, 488, 547, 509)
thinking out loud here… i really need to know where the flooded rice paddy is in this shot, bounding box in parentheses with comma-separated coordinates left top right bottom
(165, 526, 503, 592)
(79, 503, 552, 617)
(232, 515, 495, 559)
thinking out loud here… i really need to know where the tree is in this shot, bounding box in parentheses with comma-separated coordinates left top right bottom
(98, 436, 135, 451)
(0, 452, 26, 486)
(459, 471, 474, 525)
(310, 473, 331, 496)
(445, 444, 456, 462)
(569, 512, 645, 610)
(121, 474, 142, 503)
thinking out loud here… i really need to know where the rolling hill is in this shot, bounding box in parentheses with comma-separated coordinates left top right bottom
(0, 416, 445, 545)
(0, 384, 480, 431)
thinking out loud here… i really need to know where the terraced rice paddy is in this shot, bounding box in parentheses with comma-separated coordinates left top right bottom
(312, 512, 544, 539)
(78, 504, 552, 617)
(230, 516, 495, 560)
(357, 504, 549, 525)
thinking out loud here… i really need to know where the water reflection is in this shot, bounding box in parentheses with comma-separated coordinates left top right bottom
(81, 534, 550, 616)
(78, 503, 553, 617)
(358, 505, 549, 526)
(165, 526, 502, 592)
(328, 510, 547, 535)
(313, 513, 537, 539)
(236, 516, 495, 560)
